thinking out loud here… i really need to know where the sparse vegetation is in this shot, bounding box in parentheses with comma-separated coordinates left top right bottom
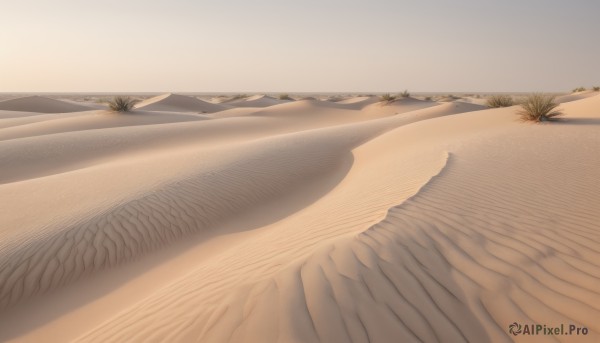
(400, 90, 410, 98)
(517, 94, 563, 122)
(572, 87, 586, 93)
(278, 94, 293, 100)
(231, 94, 249, 100)
(593, 86, 600, 92)
(380, 93, 397, 102)
(424, 96, 432, 101)
(486, 95, 514, 108)
(107, 96, 137, 112)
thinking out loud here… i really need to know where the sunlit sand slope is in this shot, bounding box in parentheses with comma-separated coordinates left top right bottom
(76, 95, 600, 343)
(135, 93, 228, 113)
(0, 96, 92, 113)
(0, 94, 598, 343)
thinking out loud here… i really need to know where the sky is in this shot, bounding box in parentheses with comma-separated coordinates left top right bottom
(1, 0, 599, 92)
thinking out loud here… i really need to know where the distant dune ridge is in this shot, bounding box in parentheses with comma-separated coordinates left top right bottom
(0, 93, 599, 342)
(225, 94, 292, 108)
(135, 93, 228, 113)
(0, 96, 92, 113)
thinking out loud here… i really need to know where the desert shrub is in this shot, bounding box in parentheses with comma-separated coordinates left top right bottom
(108, 96, 137, 112)
(593, 86, 600, 92)
(278, 94, 292, 100)
(517, 94, 563, 122)
(572, 87, 586, 93)
(380, 93, 397, 102)
(486, 95, 514, 108)
(424, 96, 432, 101)
(400, 89, 410, 98)
(231, 94, 249, 100)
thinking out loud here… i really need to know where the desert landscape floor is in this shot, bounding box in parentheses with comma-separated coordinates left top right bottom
(0, 93, 599, 342)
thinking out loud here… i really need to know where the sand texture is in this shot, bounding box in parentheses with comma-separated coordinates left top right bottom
(0, 96, 93, 113)
(0, 94, 599, 342)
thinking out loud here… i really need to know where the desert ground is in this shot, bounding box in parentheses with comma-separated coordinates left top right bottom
(0, 91, 599, 342)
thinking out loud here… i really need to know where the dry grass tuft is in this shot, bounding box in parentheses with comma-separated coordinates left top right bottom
(278, 94, 293, 100)
(108, 96, 138, 112)
(486, 95, 514, 108)
(380, 93, 397, 103)
(572, 87, 586, 93)
(400, 90, 410, 98)
(231, 94, 249, 101)
(517, 94, 563, 122)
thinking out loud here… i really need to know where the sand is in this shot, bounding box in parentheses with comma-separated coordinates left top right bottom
(224, 94, 292, 108)
(0, 93, 599, 342)
(0, 96, 93, 113)
(135, 93, 229, 113)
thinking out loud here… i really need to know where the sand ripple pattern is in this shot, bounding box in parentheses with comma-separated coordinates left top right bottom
(0, 132, 356, 310)
(79, 128, 600, 342)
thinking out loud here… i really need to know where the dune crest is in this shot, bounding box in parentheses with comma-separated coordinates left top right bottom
(0, 96, 92, 113)
(135, 93, 228, 113)
(227, 94, 291, 108)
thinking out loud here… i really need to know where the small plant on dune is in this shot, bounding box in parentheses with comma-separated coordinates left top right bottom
(108, 96, 137, 112)
(400, 89, 410, 98)
(231, 94, 249, 100)
(572, 87, 586, 93)
(593, 86, 600, 92)
(380, 93, 397, 103)
(517, 93, 563, 122)
(278, 93, 292, 100)
(424, 96, 432, 101)
(486, 95, 514, 108)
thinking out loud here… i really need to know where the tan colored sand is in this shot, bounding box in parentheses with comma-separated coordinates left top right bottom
(135, 93, 229, 113)
(0, 94, 598, 342)
(0, 96, 92, 113)
(225, 94, 290, 107)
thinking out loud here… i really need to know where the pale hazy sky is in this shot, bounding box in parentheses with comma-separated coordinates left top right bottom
(1, 0, 599, 92)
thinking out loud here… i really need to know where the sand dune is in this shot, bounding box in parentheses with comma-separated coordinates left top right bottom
(0, 96, 92, 113)
(361, 97, 440, 116)
(135, 93, 228, 113)
(226, 94, 291, 108)
(0, 100, 460, 310)
(0, 110, 208, 142)
(0, 93, 598, 342)
(555, 90, 599, 103)
(336, 95, 379, 107)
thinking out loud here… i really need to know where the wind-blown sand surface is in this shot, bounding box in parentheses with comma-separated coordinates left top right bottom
(0, 96, 93, 113)
(222, 95, 291, 108)
(135, 93, 229, 113)
(0, 94, 598, 342)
